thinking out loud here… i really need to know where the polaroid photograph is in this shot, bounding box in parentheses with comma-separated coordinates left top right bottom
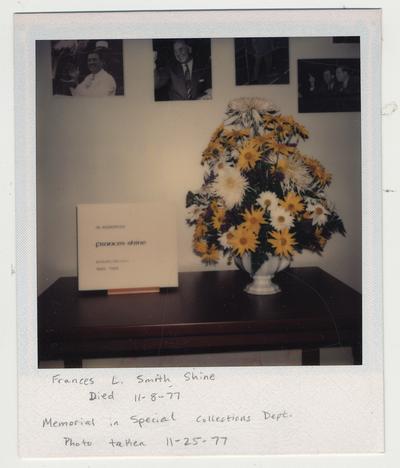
(51, 39, 124, 96)
(10, 6, 389, 464)
(38, 37, 361, 370)
(153, 38, 212, 101)
(234, 37, 289, 85)
(298, 57, 361, 112)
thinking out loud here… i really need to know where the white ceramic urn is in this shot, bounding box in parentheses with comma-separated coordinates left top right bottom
(235, 253, 290, 295)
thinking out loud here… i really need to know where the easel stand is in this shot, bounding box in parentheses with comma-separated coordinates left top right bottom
(107, 287, 160, 295)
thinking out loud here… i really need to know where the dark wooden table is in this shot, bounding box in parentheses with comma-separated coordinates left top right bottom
(37, 267, 362, 367)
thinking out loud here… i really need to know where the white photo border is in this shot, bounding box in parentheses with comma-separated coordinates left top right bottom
(4, 3, 397, 467)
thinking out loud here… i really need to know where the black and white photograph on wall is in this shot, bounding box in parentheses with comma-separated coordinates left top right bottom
(234, 37, 289, 85)
(153, 38, 212, 101)
(51, 39, 124, 96)
(298, 58, 360, 112)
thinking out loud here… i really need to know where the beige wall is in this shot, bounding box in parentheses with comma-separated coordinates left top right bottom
(36, 37, 361, 294)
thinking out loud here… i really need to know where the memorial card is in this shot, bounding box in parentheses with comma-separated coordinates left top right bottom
(77, 203, 178, 291)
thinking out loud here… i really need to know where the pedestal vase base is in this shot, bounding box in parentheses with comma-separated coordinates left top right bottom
(235, 254, 290, 296)
(244, 276, 281, 295)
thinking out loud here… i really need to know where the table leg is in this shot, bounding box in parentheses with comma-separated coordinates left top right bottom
(302, 348, 320, 365)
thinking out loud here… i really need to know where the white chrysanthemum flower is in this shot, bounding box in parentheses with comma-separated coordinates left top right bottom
(211, 161, 229, 173)
(325, 199, 336, 212)
(209, 152, 236, 171)
(304, 196, 324, 210)
(305, 199, 319, 211)
(308, 203, 329, 226)
(187, 204, 204, 223)
(223, 123, 242, 133)
(212, 167, 249, 209)
(280, 155, 313, 192)
(304, 197, 314, 209)
(201, 182, 216, 196)
(230, 148, 240, 161)
(256, 191, 280, 211)
(223, 125, 256, 140)
(228, 97, 279, 114)
(218, 227, 235, 249)
(252, 97, 280, 114)
(266, 152, 279, 165)
(270, 206, 294, 231)
(225, 98, 279, 129)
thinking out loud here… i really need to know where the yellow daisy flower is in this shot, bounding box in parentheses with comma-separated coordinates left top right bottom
(274, 126, 292, 141)
(265, 138, 295, 156)
(274, 115, 294, 140)
(276, 156, 288, 172)
(237, 140, 262, 171)
(278, 115, 309, 139)
(295, 122, 309, 139)
(280, 192, 304, 214)
(201, 244, 220, 264)
(302, 156, 332, 186)
(212, 206, 226, 231)
(302, 155, 321, 172)
(194, 221, 207, 239)
(301, 155, 316, 168)
(223, 128, 251, 144)
(193, 240, 208, 255)
(279, 115, 296, 126)
(201, 139, 224, 163)
(315, 227, 327, 249)
(210, 200, 219, 211)
(314, 165, 332, 186)
(210, 124, 224, 142)
(252, 133, 274, 150)
(262, 114, 278, 131)
(242, 207, 266, 233)
(228, 224, 259, 256)
(268, 229, 296, 257)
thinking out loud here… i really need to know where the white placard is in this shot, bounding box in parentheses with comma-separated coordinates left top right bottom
(77, 203, 178, 290)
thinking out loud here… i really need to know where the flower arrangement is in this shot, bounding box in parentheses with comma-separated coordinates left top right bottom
(186, 97, 345, 273)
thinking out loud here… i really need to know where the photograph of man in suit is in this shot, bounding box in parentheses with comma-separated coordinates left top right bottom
(153, 39, 212, 101)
